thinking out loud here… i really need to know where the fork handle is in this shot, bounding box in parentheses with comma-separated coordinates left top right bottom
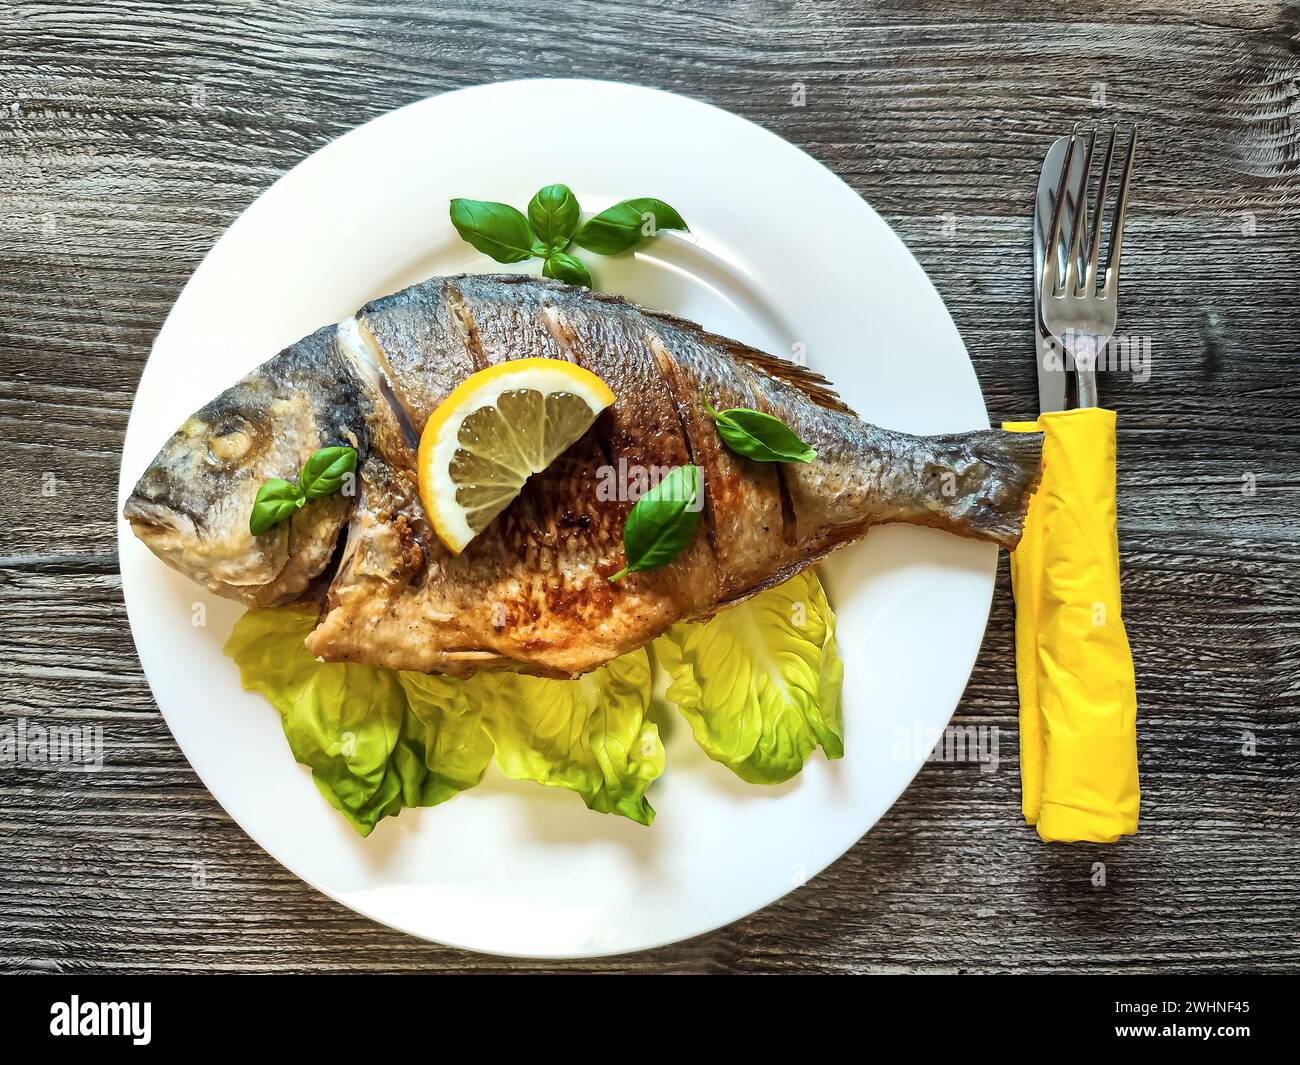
(1077, 365, 1099, 408)
(1068, 334, 1102, 408)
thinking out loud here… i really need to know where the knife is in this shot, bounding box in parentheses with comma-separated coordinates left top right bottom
(1033, 135, 1084, 413)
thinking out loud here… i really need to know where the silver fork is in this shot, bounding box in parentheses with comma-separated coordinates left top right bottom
(1040, 125, 1138, 408)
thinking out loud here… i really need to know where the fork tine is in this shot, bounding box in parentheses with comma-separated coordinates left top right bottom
(1063, 126, 1096, 296)
(1043, 133, 1077, 296)
(1104, 126, 1138, 298)
(1086, 126, 1116, 293)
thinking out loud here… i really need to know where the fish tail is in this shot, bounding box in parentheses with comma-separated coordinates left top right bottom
(927, 428, 1043, 550)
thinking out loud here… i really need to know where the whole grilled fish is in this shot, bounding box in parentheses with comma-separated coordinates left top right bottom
(125, 274, 1042, 678)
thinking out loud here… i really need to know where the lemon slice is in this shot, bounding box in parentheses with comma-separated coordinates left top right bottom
(418, 358, 615, 553)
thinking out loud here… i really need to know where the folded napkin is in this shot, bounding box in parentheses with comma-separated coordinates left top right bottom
(1002, 408, 1139, 843)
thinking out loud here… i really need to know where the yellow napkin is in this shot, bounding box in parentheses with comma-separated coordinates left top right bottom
(1002, 408, 1139, 843)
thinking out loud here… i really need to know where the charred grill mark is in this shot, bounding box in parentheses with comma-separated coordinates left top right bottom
(646, 331, 719, 555)
(356, 318, 423, 446)
(378, 378, 421, 450)
(588, 412, 619, 481)
(443, 282, 487, 371)
(537, 315, 621, 498)
(773, 463, 799, 547)
(336, 319, 421, 457)
(539, 302, 578, 362)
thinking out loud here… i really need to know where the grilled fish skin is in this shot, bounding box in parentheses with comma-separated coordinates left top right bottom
(124, 274, 1042, 678)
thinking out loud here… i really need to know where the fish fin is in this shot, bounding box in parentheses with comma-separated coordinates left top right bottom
(641, 306, 855, 415)
(724, 345, 856, 416)
(942, 428, 1044, 550)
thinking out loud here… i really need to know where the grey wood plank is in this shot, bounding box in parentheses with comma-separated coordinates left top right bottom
(1, 0, 1297, 973)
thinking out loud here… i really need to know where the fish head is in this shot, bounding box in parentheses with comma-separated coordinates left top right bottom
(124, 335, 366, 605)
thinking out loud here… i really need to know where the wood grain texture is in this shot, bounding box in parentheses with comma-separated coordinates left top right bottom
(1, 0, 1298, 974)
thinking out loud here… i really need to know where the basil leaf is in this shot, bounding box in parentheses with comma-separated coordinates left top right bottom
(702, 395, 816, 463)
(449, 199, 535, 263)
(609, 465, 703, 582)
(542, 250, 592, 288)
(528, 184, 581, 251)
(249, 478, 304, 535)
(299, 445, 358, 500)
(572, 197, 688, 255)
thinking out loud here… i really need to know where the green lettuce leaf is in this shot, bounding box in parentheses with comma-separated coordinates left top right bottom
(468, 650, 664, 825)
(398, 671, 494, 806)
(225, 568, 841, 832)
(656, 568, 843, 784)
(225, 609, 489, 836)
(224, 610, 663, 832)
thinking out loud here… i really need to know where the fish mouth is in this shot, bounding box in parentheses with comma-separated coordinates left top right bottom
(122, 494, 199, 542)
(123, 488, 293, 599)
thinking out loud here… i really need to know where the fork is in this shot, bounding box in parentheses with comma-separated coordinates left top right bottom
(1040, 125, 1138, 408)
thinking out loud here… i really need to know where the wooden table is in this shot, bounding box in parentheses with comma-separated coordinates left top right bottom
(3, 0, 1297, 974)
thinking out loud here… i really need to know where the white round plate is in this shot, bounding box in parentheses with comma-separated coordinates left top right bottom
(118, 79, 994, 958)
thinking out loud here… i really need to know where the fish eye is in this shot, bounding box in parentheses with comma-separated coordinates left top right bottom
(207, 417, 255, 464)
